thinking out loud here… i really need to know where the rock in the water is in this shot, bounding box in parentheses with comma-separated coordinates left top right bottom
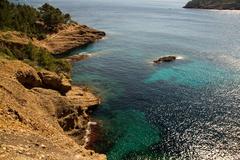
(66, 54, 89, 62)
(38, 70, 71, 95)
(153, 56, 176, 64)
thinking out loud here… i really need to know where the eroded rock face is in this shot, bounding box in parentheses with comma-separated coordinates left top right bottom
(154, 56, 176, 64)
(56, 104, 88, 145)
(56, 86, 100, 145)
(38, 70, 72, 95)
(15, 67, 42, 89)
(0, 59, 106, 160)
(60, 75, 72, 94)
(66, 86, 100, 110)
(14, 64, 72, 95)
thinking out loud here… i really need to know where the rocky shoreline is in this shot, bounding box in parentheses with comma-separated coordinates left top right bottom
(0, 58, 106, 160)
(0, 22, 106, 159)
(41, 23, 106, 54)
(0, 23, 105, 56)
(184, 0, 240, 10)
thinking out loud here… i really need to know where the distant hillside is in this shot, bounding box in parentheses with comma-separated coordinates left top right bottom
(184, 0, 240, 9)
(0, 0, 72, 39)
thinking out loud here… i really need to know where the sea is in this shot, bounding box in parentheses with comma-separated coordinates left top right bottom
(25, 0, 240, 159)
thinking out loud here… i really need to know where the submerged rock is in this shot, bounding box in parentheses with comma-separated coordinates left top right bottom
(153, 56, 177, 64)
(66, 54, 89, 62)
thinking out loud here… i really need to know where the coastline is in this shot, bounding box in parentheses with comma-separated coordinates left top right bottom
(0, 21, 106, 159)
(0, 23, 105, 55)
(184, 0, 240, 10)
(41, 23, 106, 54)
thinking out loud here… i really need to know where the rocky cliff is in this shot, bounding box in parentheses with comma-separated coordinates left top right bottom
(184, 0, 240, 10)
(41, 23, 105, 54)
(0, 23, 105, 55)
(0, 59, 106, 160)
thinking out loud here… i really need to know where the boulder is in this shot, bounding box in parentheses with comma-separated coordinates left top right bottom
(66, 86, 100, 110)
(15, 69, 42, 89)
(38, 70, 71, 95)
(60, 74, 72, 94)
(154, 56, 176, 64)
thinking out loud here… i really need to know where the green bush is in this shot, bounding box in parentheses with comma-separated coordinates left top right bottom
(0, 42, 71, 74)
(0, 0, 71, 39)
(0, 0, 72, 74)
(39, 3, 71, 32)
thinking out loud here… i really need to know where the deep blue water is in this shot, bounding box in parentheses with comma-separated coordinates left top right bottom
(28, 0, 240, 159)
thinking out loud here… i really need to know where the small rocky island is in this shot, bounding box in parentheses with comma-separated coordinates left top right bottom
(154, 56, 177, 64)
(184, 0, 240, 10)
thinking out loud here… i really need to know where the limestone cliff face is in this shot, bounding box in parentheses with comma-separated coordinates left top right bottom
(0, 59, 106, 160)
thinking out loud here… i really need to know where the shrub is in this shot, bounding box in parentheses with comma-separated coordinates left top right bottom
(0, 0, 71, 39)
(0, 42, 71, 74)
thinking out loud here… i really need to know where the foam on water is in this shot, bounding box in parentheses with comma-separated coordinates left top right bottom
(176, 55, 184, 60)
(84, 121, 98, 147)
(211, 9, 240, 15)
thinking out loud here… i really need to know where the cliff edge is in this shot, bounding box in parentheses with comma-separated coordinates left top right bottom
(0, 23, 105, 55)
(0, 59, 106, 160)
(41, 23, 105, 54)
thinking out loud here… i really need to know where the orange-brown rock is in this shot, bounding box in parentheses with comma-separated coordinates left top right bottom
(0, 59, 106, 160)
(41, 23, 106, 54)
(38, 70, 72, 95)
(66, 86, 101, 110)
(0, 23, 105, 55)
(15, 66, 42, 89)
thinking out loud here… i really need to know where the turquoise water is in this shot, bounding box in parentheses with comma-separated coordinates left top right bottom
(30, 0, 240, 159)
